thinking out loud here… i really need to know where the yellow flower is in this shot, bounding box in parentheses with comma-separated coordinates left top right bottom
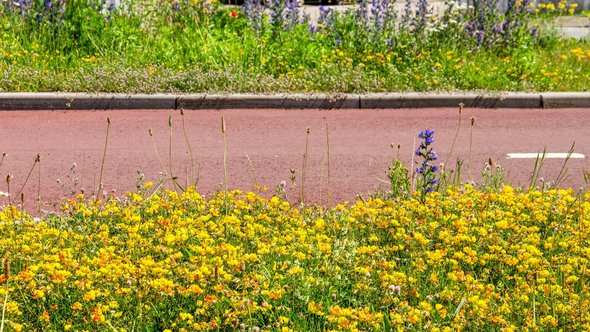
(308, 301, 324, 316)
(83, 290, 97, 302)
(187, 284, 204, 295)
(71, 301, 83, 310)
(81, 55, 96, 62)
(32, 289, 45, 299)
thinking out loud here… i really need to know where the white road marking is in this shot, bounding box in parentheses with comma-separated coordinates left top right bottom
(506, 153, 585, 159)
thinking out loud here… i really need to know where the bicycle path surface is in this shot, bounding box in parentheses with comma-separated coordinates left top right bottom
(0, 107, 588, 213)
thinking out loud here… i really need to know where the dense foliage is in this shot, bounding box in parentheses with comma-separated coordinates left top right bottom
(1, 184, 589, 331)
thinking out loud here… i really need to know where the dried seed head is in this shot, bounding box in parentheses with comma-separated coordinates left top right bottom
(458, 102, 464, 114)
(149, 128, 153, 137)
(35, 154, 41, 163)
(221, 116, 226, 134)
(388, 284, 401, 295)
(488, 158, 493, 167)
(168, 115, 172, 127)
(3, 256, 9, 279)
(107, 117, 111, 125)
(180, 108, 184, 116)
(470, 117, 476, 126)
(306, 127, 311, 134)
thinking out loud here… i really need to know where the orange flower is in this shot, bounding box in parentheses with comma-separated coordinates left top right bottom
(40, 311, 50, 322)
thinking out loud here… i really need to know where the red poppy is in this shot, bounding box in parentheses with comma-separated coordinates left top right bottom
(230, 10, 238, 18)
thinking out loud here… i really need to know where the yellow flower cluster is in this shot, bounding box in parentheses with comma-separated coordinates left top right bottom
(530, 46, 590, 88)
(535, 0, 578, 15)
(0, 185, 589, 331)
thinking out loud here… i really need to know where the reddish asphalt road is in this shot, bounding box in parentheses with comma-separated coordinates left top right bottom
(1, 107, 589, 212)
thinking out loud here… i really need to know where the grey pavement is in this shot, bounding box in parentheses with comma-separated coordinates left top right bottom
(549, 16, 590, 39)
(1, 92, 589, 110)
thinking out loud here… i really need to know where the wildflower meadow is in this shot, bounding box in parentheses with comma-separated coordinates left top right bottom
(0, 0, 589, 92)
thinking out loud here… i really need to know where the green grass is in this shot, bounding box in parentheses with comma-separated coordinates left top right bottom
(0, 0, 589, 93)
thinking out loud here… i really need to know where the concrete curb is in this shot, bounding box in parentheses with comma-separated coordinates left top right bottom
(542, 92, 590, 108)
(360, 92, 545, 109)
(177, 93, 361, 109)
(0, 93, 177, 110)
(0, 92, 589, 110)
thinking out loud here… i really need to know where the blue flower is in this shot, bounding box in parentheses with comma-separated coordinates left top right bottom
(415, 129, 438, 197)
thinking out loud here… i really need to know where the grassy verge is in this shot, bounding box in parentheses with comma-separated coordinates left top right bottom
(0, 0, 589, 93)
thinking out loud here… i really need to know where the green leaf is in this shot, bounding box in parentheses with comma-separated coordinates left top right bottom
(383, 313, 392, 332)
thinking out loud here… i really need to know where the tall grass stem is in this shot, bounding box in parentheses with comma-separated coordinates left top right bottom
(468, 116, 475, 182)
(222, 116, 228, 194)
(180, 109, 196, 187)
(301, 127, 311, 206)
(244, 152, 258, 190)
(410, 136, 416, 193)
(529, 148, 547, 189)
(0, 257, 9, 332)
(444, 103, 463, 169)
(149, 128, 169, 179)
(325, 122, 331, 207)
(553, 142, 575, 188)
(97, 118, 111, 195)
(14, 154, 41, 203)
